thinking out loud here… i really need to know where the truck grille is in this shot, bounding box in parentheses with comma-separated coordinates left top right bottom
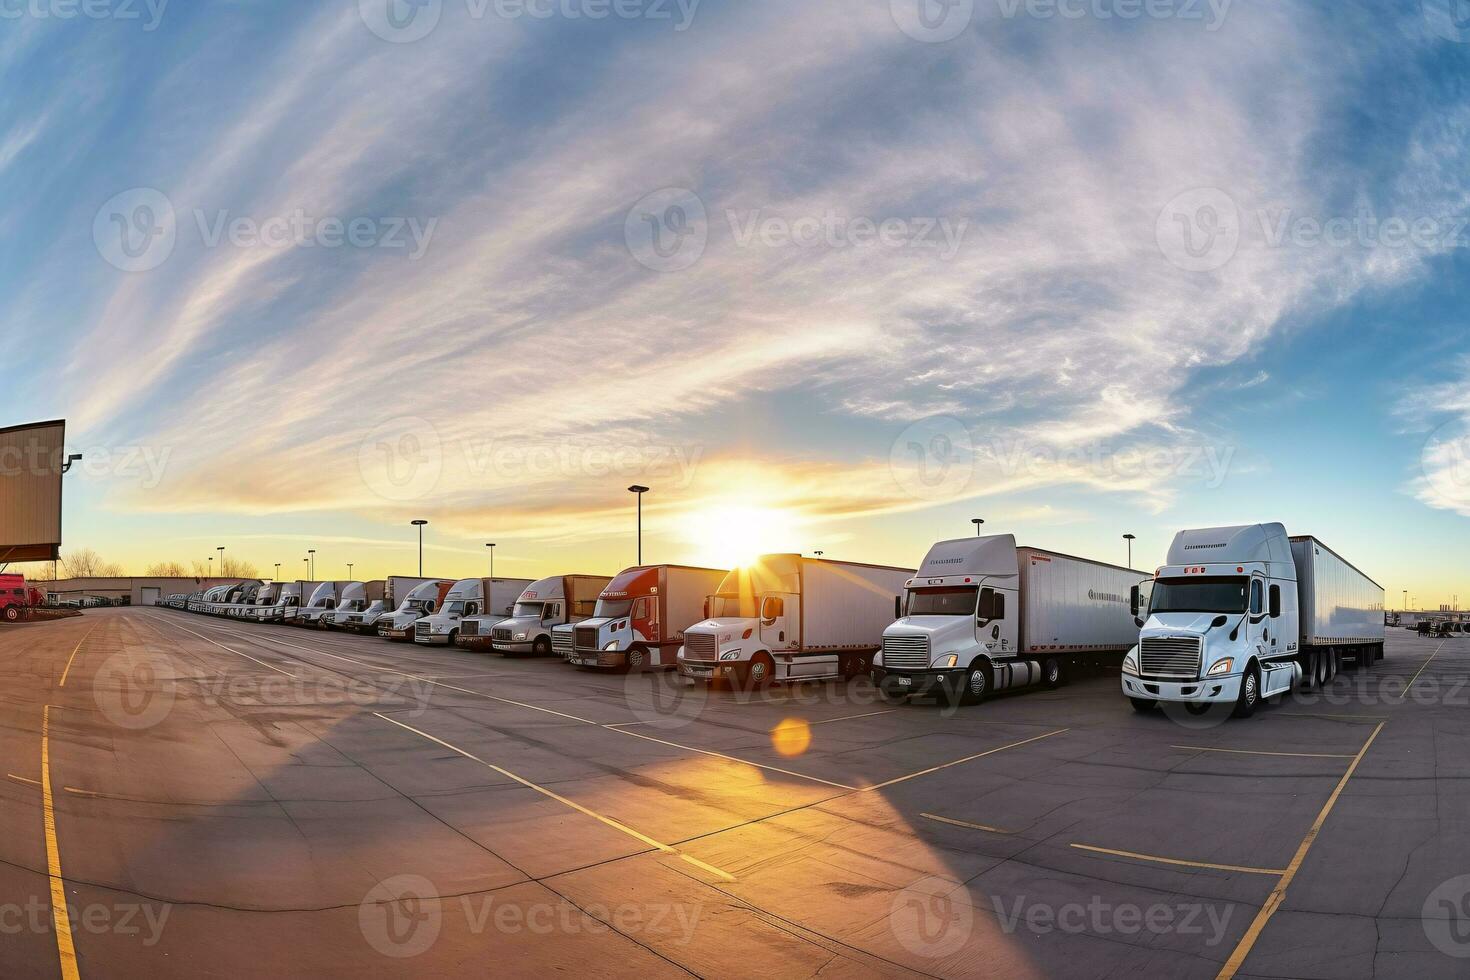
(414, 621, 430, 638)
(553, 631, 574, 658)
(462, 620, 479, 637)
(684, 632, 718, 663)
(493, 627, 514, 642)
(882, 635, 930, 670)
(575, 626, 599, 651)
(1139, 637, 1203, 679)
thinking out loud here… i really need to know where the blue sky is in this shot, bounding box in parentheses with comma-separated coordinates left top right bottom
(1, 0, 1467, 606)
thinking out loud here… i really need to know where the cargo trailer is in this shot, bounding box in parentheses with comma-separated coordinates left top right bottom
(461, 574, 612, 654)
(679, 555, 913, 686)
(568, 565, 727, 670)
(414, 577, 535, 646)
(874, 535, 1150, 706)
(1122, 524, 1386, 718)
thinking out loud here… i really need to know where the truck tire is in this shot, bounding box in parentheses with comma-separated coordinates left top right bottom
(533, 636, 551, 658)
(747, 653, 775, 689)
(1129, 697, 1158, 714)
(2, 605, 19, 622)
(1042, 658, 1064, 689)
(447, 630, 459, 647)
(1232, 665, 1261, 719)
(841, 653, 870, 680)
(626, 646, 647, 671)
(957, 663, 991, 706)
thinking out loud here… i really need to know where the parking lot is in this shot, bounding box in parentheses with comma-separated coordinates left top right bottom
(2, 610, 1466, 978)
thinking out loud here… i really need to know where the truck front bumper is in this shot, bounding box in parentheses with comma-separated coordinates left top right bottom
(570, 649, 625, 669)
(678, 659, 733, 681)
(492, 640, 535, 655)
(378, 626, 414, 641)
(871, 667, 964, 699)
(416, 633, 453, 646)
(1122, 674, 1241, 704)
(459, 635, 496, 651)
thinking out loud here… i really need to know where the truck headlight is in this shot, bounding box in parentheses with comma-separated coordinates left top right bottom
(935, 654, 959, 669)
(720, 651, 740, 661)
(1207, 658, 1234, 677)
(604, 640, 620, 651)
(514, 632, 528, 641)
(1122, 652, 1139, 676)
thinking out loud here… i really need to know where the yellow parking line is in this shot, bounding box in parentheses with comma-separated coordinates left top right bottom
(1216, 721, 1385, 979)
(58, 626, 98, 688)
(863, 729, 1070, 791)
(42, 706, 81, 980)
(1173, 745, 1356, 760)
(1071, 843, 1286, 876)
(920, 812, 1012, 835)
(373, 713, 736, 882)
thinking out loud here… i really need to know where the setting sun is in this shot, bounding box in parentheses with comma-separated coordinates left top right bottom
(681, 504, 802, 569)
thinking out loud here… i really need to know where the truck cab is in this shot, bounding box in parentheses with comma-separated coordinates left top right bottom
(335, 599, 388, 632)
(378, 580, 451, 641)
(294, 582, 340, 627)
(1122, 524, 1302, 717)
(467, 586, 559, 655)
(415, 579, 485, 645)
(569, 571, 658, 669)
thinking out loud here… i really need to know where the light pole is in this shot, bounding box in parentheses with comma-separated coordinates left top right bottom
(347, 563, 354, 579)
(1123, 534, 1136, 567)
(486, 543, 496, 581)
(275, 563, 282, 582)
(207, 557, 213, 579)
(1403, 590, 1408, 613)
(217, 546, 225, 576)
(412, 520, 428, 576)
(628, 486, 650, 565)
(57, 454, 82, 581)
(972, 518, 985, 536)
(308, 549, 316, 580)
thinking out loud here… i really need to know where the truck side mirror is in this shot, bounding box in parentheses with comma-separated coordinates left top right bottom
(703, 599, 710, 619)
(1130, 585, 1141, 617)
(1269, 585, 1281, 618)
(895, 595, 903, 620)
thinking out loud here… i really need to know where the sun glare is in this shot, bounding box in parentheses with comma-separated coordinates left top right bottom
(683, 504, 801, 569)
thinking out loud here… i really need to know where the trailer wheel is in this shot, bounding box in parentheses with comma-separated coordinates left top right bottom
(1232, 666, 1260, 719)
(1129, 697, 1158, 714)
(533, 637, 551, 658)
(1042, 658, 1064, 689)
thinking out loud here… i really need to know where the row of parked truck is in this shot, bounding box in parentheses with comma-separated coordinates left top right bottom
(166, 522, 1388, 719)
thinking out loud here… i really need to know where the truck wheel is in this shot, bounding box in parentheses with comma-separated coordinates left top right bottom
(747, 654, 775, 689)
(447, 630, 459, 647)
(2, 606, 18, 623)
(841, 653, 869, 679)
(1232, 666, 1261, 719)
(533, 636, 551, 658)
(1129, 697, 1158, 714)
(958, 663, 991, 706)
(1042, 658, 1064, 689)
(626, 647, 646, 671)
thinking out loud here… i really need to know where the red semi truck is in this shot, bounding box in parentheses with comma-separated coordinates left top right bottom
(0, 574, 36, 622)
(565, 564, 728, 670)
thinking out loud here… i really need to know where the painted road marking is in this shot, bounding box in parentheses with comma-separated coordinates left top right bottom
(610, 726, 860, 790)
(6, 773, 41, 787)
(1275, 713, 1389, 722)
(1071, 843, 1287, 877)
(42, 705, 80, 980)
(1215, 722, 1385, 979)
(920, 812, 1012, 835)
(862, 729, 1070, 791)
(1173, 745, 1357, 760)
(808, 709, 897, 726)
(58, 626, 98, 688)
(148, 619, 298, 678)
(1403, 640, 1447, 696)
(373, 712, 737, 882)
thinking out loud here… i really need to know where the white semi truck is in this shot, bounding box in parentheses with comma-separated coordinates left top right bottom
(678, 555, 913, 687)
(874, 535, 1149, 706)
(414, 577, 534, 646)
(293, 581, 357, 627)
(377, 579, 455, 641)
(321, 581, 385, 628)
(568, 565, 727, 670)
(1122, 524, 1385, 718)
(461, 574, 612, 655)
(336, 577, 431, 633)
(262, 582, 306, 623)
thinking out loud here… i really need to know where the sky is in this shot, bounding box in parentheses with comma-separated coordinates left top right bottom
(1, 0, 1467, 608)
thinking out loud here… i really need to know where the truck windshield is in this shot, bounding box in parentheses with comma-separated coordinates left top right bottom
(402, 599, 426, 612)
(907, 586, 978, 616)
(1150, 577, 1249, 614)
(708, 592, 758, 618)
(512, 601, 543, 618)
(594, 599, 633, 618)
(444, 601, 467, 616)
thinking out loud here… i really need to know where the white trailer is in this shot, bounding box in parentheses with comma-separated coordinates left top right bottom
(414, 577, 535, 646)
(875, 536, 1149, 706)
(1123, 524, 1385, 718)
(678, 555, 913, 686)
(461, 574, 612, 654)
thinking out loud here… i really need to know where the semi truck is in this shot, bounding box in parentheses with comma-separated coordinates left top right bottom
(293, 581, 352, 627)
(873, 535, 1150, 706)
(377, 579, 455, 641)
(323, 581, 386, 629)
(0, 574, 34, 622)
(461, 574, 611, 654)
(413, 577, 534, 646)
(1122, 524, 1385, 718)
(678, 555, 913, 687)
(567, 564, 727, 670)
(336, 577, 431, 633)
